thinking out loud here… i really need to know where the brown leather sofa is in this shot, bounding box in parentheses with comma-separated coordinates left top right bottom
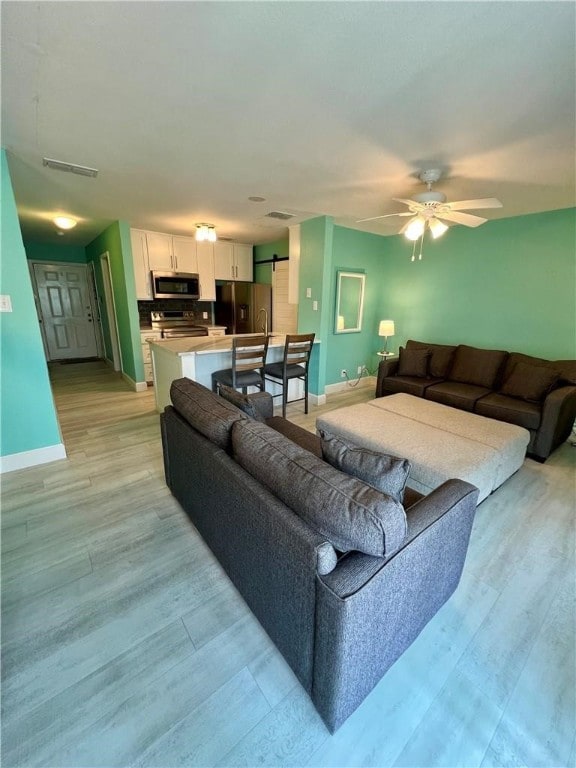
(376, 340, 576, 461)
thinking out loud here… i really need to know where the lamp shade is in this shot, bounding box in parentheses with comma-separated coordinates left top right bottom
(378, 320, 395, 337)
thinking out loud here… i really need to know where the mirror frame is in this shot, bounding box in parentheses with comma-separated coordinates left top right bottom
(335, 271, 366, 334)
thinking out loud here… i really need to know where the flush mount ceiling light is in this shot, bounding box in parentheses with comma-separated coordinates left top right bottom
(43, 157, 98, 178)
(195, 224, 217, 243)
(53, 216, 77, 230)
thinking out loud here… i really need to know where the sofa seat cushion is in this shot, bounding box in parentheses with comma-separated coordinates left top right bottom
(500, 361, 559, 402)
(382, 375, 445, 398)
(425, 381, 492, 411)
(449, 344, 508, 389)
(318, 429, 411, 503)
(406, 340, 456, 378)
(231, 419, 407, 558)
(475, 393, 541, 431)
(170, 377, 247, 451)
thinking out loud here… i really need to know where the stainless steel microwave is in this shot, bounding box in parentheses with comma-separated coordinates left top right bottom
(151, 271, 200, 300)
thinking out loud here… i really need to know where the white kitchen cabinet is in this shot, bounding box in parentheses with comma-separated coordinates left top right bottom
(233, 243, 253, 282)
(130, 229, 153, 300)
(196, 242, 216, 301)
(146, 232, 174, 271)
(140, 329, 162, 383)
(214, 241, 235, 280)
(214, 242, 253, 282)
(172, 236, 198, 273)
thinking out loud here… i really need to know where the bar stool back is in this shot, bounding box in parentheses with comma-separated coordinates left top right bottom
(211, 334, 269, 394)
(264, 333, 315, 416)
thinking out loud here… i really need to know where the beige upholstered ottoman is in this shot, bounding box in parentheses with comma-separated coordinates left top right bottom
(316, 393, 530, 502)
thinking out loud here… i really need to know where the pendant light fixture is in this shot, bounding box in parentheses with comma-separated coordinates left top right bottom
(195, 223, 217, 242)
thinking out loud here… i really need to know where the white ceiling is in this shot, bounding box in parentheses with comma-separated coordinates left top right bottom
(2, 1, 575, 247)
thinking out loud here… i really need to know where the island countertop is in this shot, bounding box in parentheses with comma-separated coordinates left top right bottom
(148, 333, 290, 357)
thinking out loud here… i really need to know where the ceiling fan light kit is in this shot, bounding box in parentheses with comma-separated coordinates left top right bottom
(358, 168, 503, 258)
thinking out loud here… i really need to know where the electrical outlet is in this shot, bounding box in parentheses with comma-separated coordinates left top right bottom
(340, 369, 347, 378)
(202, 311, 208, 319)
(357, 365, 363, 375)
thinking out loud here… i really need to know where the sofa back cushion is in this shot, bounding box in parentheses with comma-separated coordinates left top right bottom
(502, 352, 576, 388)
(449, 344, 508, 389)
(406, 340, 456, 378)
(397, 346, 431, 378)
(170, 377, 246, 451)
(500, 361, 560, 402)
(232, 419, 407, 558)
(318, 429, 410, 503)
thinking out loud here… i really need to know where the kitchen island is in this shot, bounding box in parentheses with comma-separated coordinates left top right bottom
(149, 334, 319, 412)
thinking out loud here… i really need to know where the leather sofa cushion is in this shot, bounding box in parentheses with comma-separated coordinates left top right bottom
(397, 346, 431, 378)
(500, 361, 559, 403)
(406, 340, 456, 378)
(475, 393, 541, 430)
(502, 352, 576, 387)
(318, 429, 411, 503)
(426, 381, 492, 412)
(232, 419, 407, 558)
(170, 377, 247, 451)
(382, 375, 444, 398)
(449, 344, 508, 389)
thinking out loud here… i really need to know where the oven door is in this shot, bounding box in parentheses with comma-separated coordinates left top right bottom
(161, 327, 208, 339)
(152, 272, 200, 300)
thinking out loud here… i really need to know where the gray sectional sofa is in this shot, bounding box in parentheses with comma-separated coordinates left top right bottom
(376, 340, 576, 461)
(160, 378, 479, 731)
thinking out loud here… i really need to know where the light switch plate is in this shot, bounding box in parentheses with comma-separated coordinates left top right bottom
(306, 288, 312, 298)
(0, 295, 12, 312)
(313, 300, 318, 311)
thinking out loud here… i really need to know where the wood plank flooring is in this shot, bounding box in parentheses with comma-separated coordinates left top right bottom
(1, 361, 574, 767)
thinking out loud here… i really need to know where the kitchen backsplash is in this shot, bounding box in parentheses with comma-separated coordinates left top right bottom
(138, 300, 214, 326)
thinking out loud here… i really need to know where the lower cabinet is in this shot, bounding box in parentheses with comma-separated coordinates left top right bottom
(140, 329, 162, 383)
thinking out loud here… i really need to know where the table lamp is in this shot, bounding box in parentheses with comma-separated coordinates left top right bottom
(378, 319, 395, 355)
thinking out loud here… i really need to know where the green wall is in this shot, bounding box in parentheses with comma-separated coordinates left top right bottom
(85, 222, 143, 382)
(381, 207, 576, 360)
(253, 237, 288, 284)
(25, 240, 87, 264)
(0, 150, 63, 460)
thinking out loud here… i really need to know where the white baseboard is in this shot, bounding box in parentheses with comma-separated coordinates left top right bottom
(121, 371, 148, 392)
(324, 375, 376, 397)
(0, 443, 67, 474)
(310, 393, 327, 406)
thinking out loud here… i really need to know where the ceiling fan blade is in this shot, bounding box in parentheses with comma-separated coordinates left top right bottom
(356, 212, 412, 223)
(435, 210, 487, 227)
(447, 198, 503, 211)
(392, 198, 418, 206)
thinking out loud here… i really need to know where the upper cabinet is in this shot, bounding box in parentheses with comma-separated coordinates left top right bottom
(130, 229, 153, 300)
(214, 242, 253, 282)
(130, 228, 253, 301)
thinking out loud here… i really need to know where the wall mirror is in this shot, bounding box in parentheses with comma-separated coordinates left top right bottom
(335, 271, 365, 333)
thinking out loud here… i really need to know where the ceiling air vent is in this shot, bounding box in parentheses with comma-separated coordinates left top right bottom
(265, 211, 294, 220)
(43, 157, 99, 178)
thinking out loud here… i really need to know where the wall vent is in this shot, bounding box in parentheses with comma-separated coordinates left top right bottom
(265, 211, 294, 220)
(43, 157, 99, 178)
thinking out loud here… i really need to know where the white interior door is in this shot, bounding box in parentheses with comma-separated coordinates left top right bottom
(272, 260, 298, 333)
(33, 263, 99, 360)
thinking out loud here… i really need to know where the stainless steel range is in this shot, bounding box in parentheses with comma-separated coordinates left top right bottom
(150, 311, 209, 339)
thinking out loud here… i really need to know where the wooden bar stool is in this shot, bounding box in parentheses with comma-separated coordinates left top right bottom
(212, 335, 269, 394)
(264, 333, 315, 416)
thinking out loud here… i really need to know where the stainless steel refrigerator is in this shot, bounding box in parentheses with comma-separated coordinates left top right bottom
(215, 282, 272, 335)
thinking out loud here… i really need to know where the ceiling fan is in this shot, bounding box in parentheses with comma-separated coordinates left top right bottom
(358, 169, 503, 241)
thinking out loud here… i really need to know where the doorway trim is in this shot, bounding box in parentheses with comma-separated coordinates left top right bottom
(100, 251, 122, 372)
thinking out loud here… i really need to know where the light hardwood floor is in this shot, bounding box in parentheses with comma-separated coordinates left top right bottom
(1, 361, 575, 767)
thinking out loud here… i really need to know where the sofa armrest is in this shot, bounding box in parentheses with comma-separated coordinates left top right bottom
(531, 385, 576, 460)
(313, 478, 479, 731)
(247, 391, 274, 420)
(376, 358, 400, 396)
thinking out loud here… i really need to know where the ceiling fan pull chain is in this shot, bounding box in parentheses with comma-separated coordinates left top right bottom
(411, 239, 416, 262)
(418, 230, 425, 260)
